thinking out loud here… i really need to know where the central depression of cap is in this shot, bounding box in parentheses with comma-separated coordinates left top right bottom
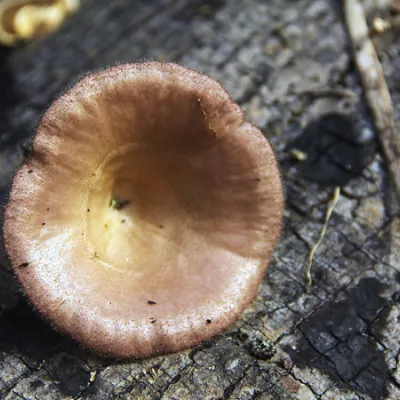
(4, 63, 283, 358)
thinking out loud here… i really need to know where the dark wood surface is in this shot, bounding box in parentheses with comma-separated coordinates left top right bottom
(0, 0, 399, 399)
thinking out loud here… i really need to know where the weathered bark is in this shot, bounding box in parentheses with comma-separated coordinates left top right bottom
(0, 0, 399, 399)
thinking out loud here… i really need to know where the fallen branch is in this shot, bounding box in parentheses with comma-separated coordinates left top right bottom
(344, 0, 400, 200)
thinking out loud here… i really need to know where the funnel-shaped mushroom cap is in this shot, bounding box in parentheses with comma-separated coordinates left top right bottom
(4, 63, 283, 358)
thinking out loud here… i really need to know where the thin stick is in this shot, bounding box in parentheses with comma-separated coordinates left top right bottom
(298, 87, 358, 101)
(344, 0, 400, 200)
(305, 187, 341, 293)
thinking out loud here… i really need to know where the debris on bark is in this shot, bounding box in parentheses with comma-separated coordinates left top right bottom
(344, 0, 400, 200)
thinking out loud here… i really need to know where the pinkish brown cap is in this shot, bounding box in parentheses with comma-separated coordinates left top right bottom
(3, 62, 283, 358)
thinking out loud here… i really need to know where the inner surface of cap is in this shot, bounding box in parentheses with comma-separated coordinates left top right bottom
(78, 67, 271, 294)
(86, 103, 219, 276)
(86, 121, 256, 278)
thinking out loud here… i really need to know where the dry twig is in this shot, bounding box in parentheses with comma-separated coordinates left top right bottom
(305, 187, 340, 293)
(298, 87, 358, 101)
(344, 0, 400, 200)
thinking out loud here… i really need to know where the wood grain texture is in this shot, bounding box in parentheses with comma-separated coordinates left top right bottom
(0, 0, 399, 399)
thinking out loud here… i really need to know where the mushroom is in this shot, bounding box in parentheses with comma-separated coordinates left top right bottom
(3, 62, 283, 358)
